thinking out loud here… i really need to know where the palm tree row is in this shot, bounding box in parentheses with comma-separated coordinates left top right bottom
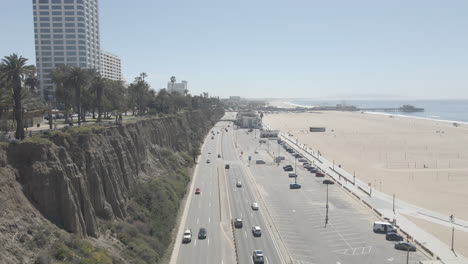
(1, 53, 222, 140)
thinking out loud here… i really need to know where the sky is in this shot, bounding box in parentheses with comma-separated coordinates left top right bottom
(1, 0, 467, 99)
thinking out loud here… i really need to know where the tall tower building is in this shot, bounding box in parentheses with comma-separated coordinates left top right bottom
(32, 0, 100, 100)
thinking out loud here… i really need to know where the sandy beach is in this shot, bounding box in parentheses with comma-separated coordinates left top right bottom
(264, 110, 468, 257)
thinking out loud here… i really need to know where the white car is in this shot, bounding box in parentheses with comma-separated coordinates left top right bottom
(182, 229, 192, 243)
(253, 250, 265, 263)
(251, 202, 259, 210)
(252, 226, 262, 237)
(236, 181, 242, 187)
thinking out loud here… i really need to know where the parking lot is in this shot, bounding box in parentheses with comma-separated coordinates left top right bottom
(237, 131, 427, 264)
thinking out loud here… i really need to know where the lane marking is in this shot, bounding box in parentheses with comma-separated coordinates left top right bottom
(197, 218, 199, 224)
(208, 217, 211, 223)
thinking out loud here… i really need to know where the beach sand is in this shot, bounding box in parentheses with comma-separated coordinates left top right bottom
(264, 111, 468, 256)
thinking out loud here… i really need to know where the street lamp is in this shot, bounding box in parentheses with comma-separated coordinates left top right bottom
(325, 183, 329, 226)
(450, 214, 455, 252)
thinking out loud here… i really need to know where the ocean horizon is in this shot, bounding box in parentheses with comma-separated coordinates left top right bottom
(286, 99, 468, 123)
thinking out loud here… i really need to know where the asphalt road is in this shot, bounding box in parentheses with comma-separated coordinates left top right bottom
(173, 112, 284, 264)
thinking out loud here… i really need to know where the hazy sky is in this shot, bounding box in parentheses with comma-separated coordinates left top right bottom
(1, 0, 467, 99)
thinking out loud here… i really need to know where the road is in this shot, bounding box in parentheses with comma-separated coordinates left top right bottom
(172, 112, 284, 264)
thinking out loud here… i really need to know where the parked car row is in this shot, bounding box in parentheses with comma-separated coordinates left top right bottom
(373, 222, 416, 252)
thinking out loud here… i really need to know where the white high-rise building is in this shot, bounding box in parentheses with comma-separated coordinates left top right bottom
(100, 50, 121, 81)
(32, 0, 100, 100)
(167, 80, 188, 95)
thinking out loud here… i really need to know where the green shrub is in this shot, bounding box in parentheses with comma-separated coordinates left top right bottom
(53, 242, 75, 261)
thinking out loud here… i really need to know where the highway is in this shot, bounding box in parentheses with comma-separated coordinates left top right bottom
(172, 111, 428, 264)
(172, 112, 284, 264)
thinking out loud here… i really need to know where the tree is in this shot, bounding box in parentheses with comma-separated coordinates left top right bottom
(65, 67, 89, 125)
(190, 142, 201, 163)
(88, 70, 105, 122)
(0, 54, 35, 139)
(52, 65, 74, 124)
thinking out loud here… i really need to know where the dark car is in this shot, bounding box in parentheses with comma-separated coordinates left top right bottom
(288, 173, 297, 178)
(289, 183, 302, 189)
(198, 228, 207, 239)
(234, 218, 243, 228)
(218, 154, 221, 158)
(394, 242, 416, 251)
(386, 232, 403, 241)
(323, 179, 334, 185)
(298, 158, 308, 163)
(315, 172, 325, 177)
(195, 188, 201, 194)
(256, 160, 266, 164)
(211, 136, 214, 139)
(225, 164, 230, 169)
(284, 167, 293, 172)
(283, 165, 292, 169)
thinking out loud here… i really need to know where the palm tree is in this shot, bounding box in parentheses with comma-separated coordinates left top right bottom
(0, 54, 35, 139)
(88, 69, 105, 122)
(52, 65, 73, 124)
(65, 67, 89, 125)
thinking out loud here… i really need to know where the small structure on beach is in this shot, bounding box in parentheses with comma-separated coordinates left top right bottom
(260, 130, 279, 138)
(310, 127, 326, 132)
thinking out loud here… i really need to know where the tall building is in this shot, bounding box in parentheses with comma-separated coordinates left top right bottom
(100, 50, 121, 81)
(32, 0, 100, 100)
(167, 80, 188, 95)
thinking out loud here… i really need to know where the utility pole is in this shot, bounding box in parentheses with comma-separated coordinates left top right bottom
(325, 184, 329, 226)
(406, 248, 410, 264)
(393, 193, 395, 214)
(450, 214, 455, 252)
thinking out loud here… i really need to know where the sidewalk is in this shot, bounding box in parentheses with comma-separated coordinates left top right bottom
(263, 123, 468, 264)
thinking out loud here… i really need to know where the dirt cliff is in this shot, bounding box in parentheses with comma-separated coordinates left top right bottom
(0, 109, 223, 263)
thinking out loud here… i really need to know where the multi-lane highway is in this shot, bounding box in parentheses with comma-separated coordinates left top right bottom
(172, 112, 429, 264)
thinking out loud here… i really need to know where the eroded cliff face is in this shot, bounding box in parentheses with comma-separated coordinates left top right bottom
(0, 109, 223, 262)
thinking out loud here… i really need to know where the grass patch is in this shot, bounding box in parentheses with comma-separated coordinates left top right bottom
(50, 237, 114, 264)
(22, 136, 52, 145)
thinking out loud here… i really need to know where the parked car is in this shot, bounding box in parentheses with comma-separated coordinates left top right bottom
(323, 179, 334, 185)
(373, 221, 396, 233)
(256, 160, 266, 164)
(303, 163, 311, 168)
(283, 165, 292, 169)
(289, 183, 302, 189)
(182, 229, 192, 243)
(206, 159, 211, 163)
(298, 158, 308, 163)
(288, 173, 297, 178)
(198, 227, 207, 239)
(307, 167, 318, 172)
(225, 164, 230, 169)
(386, 232, 403, 241)
(278, 156, 285, 160)
(251, 202, 259, 210)
(211, 136, 214, 139)
(252, 250, 265, 264)
(394, 242, 416, 251)
(252, 226, 262, 237)
(234, 218, 243, 228)
(236, 181, 242, 187)
(218, 154, 221, 158)
(284, 167, 293, 171)
(195, 188, 201, 194)
(315, 172, 325, 177)
(259, 139, 266, 144)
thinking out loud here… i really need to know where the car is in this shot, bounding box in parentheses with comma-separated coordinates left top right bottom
(373, 221, 396, 233)
(195, 188, 201, 194)
(386, 232, 403, 241)
(182, 229, 192, 243)
(234, 218, 243, 228)
(248, 129, 253, 132)
(251, 202, 259, 210)
(252, 226, 262, 237)
(298, 158, 308, 162)
(284, 167, 293, 171)
(198, 227, 207, 239)
(278, 156, 285, 160)
(211, 136, 214, 139)
(206, 159, 211, 163)
(290, 183, 302, 189)
(208, 152, 211, 154)
(315, 172, 325, 177)
(252, 250, 265, 263)
(225, 164, 230, 169)
(307, 167, 318, 172)
(259, 139, 266, 144)
(293, 153, 303, 158)
(217, 131, 219, 134)
(254, 150, 259, 154)
(303, 163, 311, 168)
(236, 181, 242, 187)
(288, 173, 297, 178)
(283, 165, 292, 169)
(323, 179, 334, 185)
(256, 160, 266, 164)
(218, 154, 221, 158)
(394, 242, 416, 251)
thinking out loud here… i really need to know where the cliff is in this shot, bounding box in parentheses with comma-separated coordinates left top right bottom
(0, 109, 223, 263)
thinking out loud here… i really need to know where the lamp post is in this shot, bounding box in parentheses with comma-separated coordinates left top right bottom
(450, 214, 455, 252)
(393, 193, 395, 214)
(325, 183, 329, 226)
(406, 248, 410, 264)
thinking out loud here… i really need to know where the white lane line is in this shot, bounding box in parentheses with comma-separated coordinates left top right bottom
(197, 218, 199, 224)
(208, 238, 210, 247)
(209, 202, 211, 207)
(194, 239, 197, 247)
(244, 231, 247, 238)
(208, 217, 211, 223)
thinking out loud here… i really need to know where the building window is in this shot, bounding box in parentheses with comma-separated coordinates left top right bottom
(65, 34, 75, 38)
(53, 34, 63, 38)
(66, 40, 76, 44)
(52, 5, 62, 9)
(40, 28, 50, 33)
(39, 5, 49, 9)
(67, 57, 77, 62)
(54, 51, 64, 56)
(64, 6, 74, 9)
(52, 17, 62, 21)
(40, 23, 50, 27)
(52, 23, 63, 27)
(53, 40, 64, 44)
(64, 0, 74, 3)
(52, 0, 61, 3)
(53, 28, 63, 33)
(54, 57, 65, 62)
(65, 11, 74, 16)
(66, 51, 76, 55)
(39, 11, 49, 15)
(66, 46, 76, 50)
(54, 46, 64, 50)
(65, 17, 75, 21)
(41, 40, 51, 44)
(65, 23, 75, 27)
(52, 11, 62, 15)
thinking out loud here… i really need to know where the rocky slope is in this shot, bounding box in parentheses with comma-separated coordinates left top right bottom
(0, 109, 223, 263)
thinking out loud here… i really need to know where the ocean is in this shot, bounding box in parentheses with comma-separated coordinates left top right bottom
(287, 99, 468, 123)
